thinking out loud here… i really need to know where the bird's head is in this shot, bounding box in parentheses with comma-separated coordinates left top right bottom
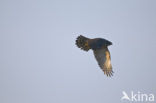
(107, 41, 112, 46)
(103, 39, 112, 46)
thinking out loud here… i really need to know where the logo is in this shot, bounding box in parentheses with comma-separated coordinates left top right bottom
(121, 91, 155, 102)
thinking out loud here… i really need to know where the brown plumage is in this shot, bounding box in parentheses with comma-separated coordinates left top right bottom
(75, 35, 113, 77)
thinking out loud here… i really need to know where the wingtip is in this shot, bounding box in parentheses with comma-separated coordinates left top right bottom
(104, 70, 114, 77)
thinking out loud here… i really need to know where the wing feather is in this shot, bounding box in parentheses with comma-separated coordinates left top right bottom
(93, 47, 113, 77)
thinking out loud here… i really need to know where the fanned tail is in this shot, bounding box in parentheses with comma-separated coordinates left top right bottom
(75, 35, 90, 51)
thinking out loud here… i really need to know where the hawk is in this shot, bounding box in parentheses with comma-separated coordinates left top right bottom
(75, 35, 113, 77)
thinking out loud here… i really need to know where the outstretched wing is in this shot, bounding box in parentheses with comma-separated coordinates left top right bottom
(93, 47, 113, 77)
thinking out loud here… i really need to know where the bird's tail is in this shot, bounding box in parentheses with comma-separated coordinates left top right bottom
(76, 35, 91, 51)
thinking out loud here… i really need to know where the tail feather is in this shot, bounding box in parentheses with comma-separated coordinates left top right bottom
(76, 35, 90, 51)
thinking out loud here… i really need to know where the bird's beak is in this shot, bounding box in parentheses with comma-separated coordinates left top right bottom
(110, 42, 113, 45)
(108, 41, 112, 46)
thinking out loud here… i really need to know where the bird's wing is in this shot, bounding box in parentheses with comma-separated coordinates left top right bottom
(93, 47, 113, 77)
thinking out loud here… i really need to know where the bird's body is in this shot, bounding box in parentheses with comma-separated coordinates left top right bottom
(76, 35, 113, 77)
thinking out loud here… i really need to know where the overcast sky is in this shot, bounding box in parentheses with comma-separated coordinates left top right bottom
(0, 0, 156, 103)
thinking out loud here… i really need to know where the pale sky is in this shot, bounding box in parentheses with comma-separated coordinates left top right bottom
(0, 0, 156, 103)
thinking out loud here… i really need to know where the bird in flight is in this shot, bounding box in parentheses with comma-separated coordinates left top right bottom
(75, 35, 113, 77)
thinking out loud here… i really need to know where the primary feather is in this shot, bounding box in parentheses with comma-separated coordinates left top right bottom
(93, 47, 113, 77)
